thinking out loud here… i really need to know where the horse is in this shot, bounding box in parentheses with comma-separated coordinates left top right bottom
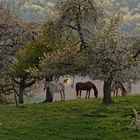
(44, 78, 71, 101)
(63, 75, 75, 88)
(75, 81, 98, 99)
(125, 82, 132, 95)
(44, 81, 65, 101)
(63, 78, 72, 86)
(111, 81, 127, 97)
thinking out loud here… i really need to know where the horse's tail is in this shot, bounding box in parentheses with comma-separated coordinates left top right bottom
(92, 84, 98, 98)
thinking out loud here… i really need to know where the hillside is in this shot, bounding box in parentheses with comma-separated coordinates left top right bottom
(112, 0, 140, 33)
(0, 95, 140, 140)
(0, 0, 140, 33)
(0, 0, 57, 22)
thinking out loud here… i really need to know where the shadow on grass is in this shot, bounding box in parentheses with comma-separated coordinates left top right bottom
(82, 102, 109, 118)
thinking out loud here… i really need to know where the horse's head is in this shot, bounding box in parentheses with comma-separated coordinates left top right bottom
(91, 82, 98, 98)
(63, 78, 72, 86)
(94, 91, 98, 98)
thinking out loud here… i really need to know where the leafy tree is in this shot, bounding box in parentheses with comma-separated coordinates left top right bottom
(10, 39, 54, 104)
(30, 0, 140, 104)
(10, 40, 52, 77)
(0, 5, 38, 105)
(10, 13, 68, 103)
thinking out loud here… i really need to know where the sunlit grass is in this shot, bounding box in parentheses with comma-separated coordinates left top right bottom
(0, 95, 140, 140)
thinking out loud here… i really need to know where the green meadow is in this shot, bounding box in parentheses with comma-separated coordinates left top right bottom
(0, 95, 140, 140)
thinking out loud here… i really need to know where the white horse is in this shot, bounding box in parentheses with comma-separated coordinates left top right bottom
(63, 77, 72, 86)
(63, 75, 75, 88)
(44, 78, 72, 101)
(44, 81, 65, 101)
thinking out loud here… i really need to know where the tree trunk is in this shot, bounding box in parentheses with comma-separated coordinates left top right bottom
(18, 78, 25, 104)
(44, 87, 53, 103)
(43, 76, 53, 103)
(19, 87, 24, 104)
(103, 80, 114, 104)
(13, 77, 36, 104)
(13, 92, 18, 107)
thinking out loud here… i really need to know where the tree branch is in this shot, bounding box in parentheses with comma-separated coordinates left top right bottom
(24, 79, 36, 88)
(12, 77, 20, 85)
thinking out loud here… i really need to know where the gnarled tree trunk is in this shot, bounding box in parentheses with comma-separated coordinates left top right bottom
(18, 78, 25, 104)
(13, 77, 36, 104)
(103, 80, 114, 104)
(43, 76, 53, 103)
(43, 87, 53, 103)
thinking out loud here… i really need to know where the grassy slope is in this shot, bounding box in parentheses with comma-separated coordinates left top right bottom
(0, 95, 140, 140)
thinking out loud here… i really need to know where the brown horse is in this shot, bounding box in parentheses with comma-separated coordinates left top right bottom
(111, 81, 127, 97)
(76, 81, 98, 98)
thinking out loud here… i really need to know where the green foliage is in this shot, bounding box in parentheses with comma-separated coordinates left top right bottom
(0, 95, 140, 139)
(37, 11, 139, 82)
(10, 39, 53, 77)
(31, 0, 104, 78)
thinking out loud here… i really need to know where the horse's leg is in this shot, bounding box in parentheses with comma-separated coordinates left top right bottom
(86, 90, 89, 99)
(116, 88, 118, 97)
(113, 88, 117, 98)
(76, 89, 79, 97)
(113, 89, 115, 98)
(63, 89, 65, 101)
(88, 90, 91, 98)
(85, 90, 88, 99)
(60, 91, 62, 101)
(79, 90, 82, 98)
(113, 91, 115, 97)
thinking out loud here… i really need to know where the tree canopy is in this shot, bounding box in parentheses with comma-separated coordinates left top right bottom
(28, 0, 140, 103)
(2, 0, 140, 104)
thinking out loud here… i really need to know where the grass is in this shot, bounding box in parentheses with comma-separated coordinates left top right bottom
(0, 95, 140, 140)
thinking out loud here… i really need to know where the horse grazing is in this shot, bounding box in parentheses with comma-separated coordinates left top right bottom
(44, 81, 65, 101)
(76, 81, 98, 98)
(111, 81, 127, 97)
